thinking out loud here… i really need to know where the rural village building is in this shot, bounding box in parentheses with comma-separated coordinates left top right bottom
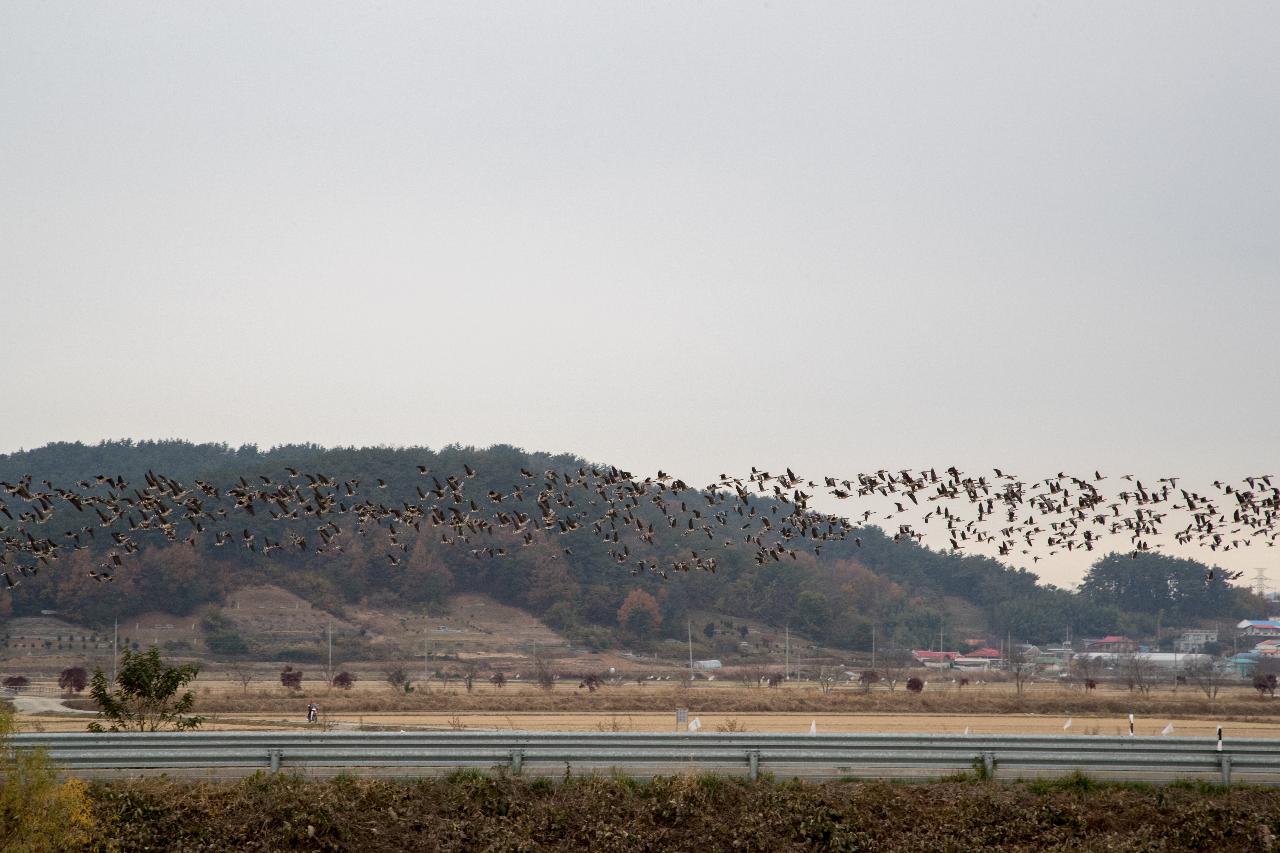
(953, 647, 1003, 670)
(911, 650, 959, 669)
(1174, 629, 1218, 653)
(1237, 620, 1280, 639)
(1084, 635, 1138, 654)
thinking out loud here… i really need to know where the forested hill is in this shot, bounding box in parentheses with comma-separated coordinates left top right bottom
(0, 441, 1255, 650)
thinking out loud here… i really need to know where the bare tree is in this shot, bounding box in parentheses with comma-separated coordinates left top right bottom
(1008, 646, 1038, 696)
(740, 665, 768, 689)
(1070, 654, 1104, 690)
(879, 651, 914, 692)
(532, 652, 556, 690)
(490, 671, 507, 688)
(383, 665, 409, 692)
(461, 661, 479, 693)
(1118, 653, 1156, 696)
(816, 665, 842, 694)
(227, 661, 255, 693)
(1183, 659, 1225, 700)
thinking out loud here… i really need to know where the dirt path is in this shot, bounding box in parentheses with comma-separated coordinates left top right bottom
(10, 694, 98, 715)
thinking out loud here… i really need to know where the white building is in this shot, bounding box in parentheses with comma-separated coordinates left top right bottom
(1174, 630, 1218, 653)
(1075, 652, 1211, 670)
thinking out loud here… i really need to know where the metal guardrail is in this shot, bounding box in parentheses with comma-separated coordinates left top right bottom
(9, 731, 1275, 783)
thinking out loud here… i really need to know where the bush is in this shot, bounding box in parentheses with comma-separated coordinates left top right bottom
(2, 676, 30, 691)
(277, 647, 325, 664)
(0, 710, 98, 851)
(206, 632, 249, 656)
(74, 772, 1280, 851)
(280, 666, 303, 691)
(332, 671, 356, 690)
(568, 625, 614, 652)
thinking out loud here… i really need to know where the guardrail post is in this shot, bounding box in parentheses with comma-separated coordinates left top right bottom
(1220, 753, 1232, 786)
(268, 749, 282, 773)
(510, 750, 524, 775)
(981, 753, 996, 780)
(747, 750, 760, 782)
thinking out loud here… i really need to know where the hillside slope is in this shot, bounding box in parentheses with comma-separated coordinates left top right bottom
(0, 440, 1247, 652)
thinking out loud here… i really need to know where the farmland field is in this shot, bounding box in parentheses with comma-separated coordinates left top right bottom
(13, 673, 1280, 737)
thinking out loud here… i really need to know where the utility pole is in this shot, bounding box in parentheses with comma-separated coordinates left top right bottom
(871, 625, 877, 672)
(112, 618, 118, 683)
(327, 619, 333, 684)
(687, 620, 694, 679)
(785, 625, 790, 680)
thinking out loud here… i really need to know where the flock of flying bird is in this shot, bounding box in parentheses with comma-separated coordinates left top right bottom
(0, 462, 1277, 591)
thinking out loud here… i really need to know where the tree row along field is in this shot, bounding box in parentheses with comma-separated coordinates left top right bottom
(22, 675, 1280, 722)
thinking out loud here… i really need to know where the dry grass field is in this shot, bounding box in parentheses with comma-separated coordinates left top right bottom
(7, 589, 1277, 741)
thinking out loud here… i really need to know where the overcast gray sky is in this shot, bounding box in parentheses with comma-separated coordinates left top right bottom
(3, 3, 1278, 585)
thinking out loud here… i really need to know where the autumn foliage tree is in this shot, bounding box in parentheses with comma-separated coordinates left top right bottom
(58, 667, 89, 693)
(617, 589, 662, 639)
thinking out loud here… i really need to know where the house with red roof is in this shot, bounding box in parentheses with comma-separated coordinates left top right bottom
(1238, 620, 1280, 639)
(1084, 635, 1138, 654)
(911, 650, 959, 669)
